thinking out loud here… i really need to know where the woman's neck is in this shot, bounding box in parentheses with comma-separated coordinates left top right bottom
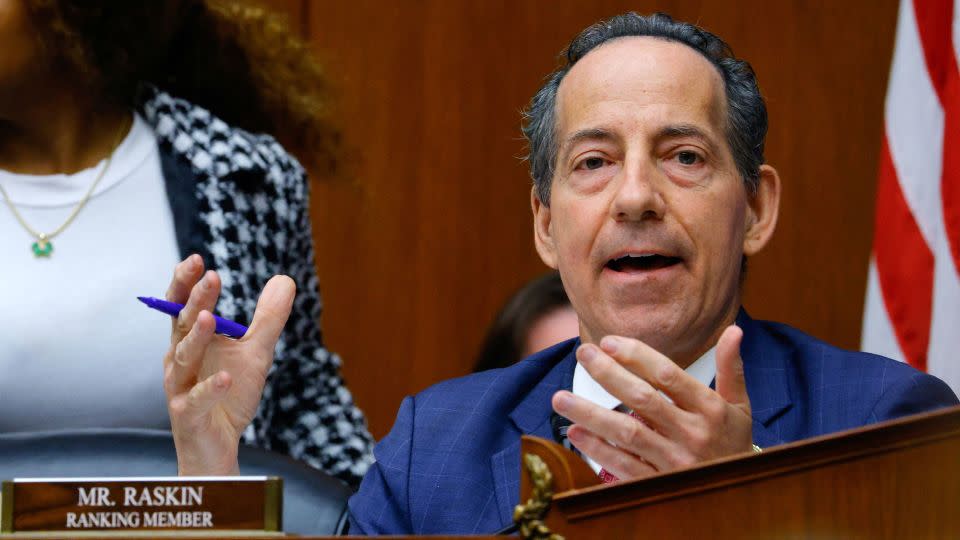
(0, 85, 131, 176)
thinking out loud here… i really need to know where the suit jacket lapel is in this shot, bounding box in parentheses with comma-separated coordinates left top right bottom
(158, 150, 210, 262)
(140, 88, 212, 264)
(139, 86, 266, 266)
(490, 341, 578, 527)
(737, 310, 795, 447)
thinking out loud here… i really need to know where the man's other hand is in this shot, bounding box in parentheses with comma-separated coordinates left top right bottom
(551, 325, 753, 480)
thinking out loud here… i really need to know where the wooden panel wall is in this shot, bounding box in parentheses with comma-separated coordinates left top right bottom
(266, 0, 900, 437)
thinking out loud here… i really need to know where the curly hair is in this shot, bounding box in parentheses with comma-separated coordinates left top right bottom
(25, 0, 338, 175)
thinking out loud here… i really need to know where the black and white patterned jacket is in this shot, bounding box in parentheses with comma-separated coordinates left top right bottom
(138, 88, 374, 485)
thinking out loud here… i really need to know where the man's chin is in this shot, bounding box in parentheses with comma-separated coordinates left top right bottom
(588, 308, 686, 351)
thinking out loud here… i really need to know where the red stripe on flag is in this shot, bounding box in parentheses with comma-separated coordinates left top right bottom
(874, 135, 934, 370)
(913, 0, 960, 282)
(912, 0, 953, 93)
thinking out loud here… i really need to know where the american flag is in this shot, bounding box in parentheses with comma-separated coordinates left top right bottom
(862, 0, 960, 393)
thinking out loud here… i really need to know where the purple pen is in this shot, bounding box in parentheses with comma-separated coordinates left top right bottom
(137, 296, 248, 338)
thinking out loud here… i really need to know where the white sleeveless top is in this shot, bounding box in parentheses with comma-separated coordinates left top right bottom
(0, 113, 180, 431)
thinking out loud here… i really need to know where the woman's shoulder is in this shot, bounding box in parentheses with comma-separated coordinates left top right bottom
(138, 87, 305, 191)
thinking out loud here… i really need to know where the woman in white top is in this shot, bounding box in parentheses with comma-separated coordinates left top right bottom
(0, 0, 373, 486)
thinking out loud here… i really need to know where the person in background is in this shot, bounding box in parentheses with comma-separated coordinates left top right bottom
(473, 272, 579, 372)
(0, 0, 372, 485)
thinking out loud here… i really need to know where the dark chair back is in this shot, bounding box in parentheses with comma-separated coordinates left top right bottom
(0, 428, 352, 535)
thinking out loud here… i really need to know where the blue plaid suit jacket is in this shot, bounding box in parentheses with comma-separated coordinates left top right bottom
(347, 312, 958, 535)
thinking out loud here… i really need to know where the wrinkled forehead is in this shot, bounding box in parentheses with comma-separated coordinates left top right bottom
(555, 36, 728, 139)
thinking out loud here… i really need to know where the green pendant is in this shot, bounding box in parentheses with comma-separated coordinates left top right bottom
(32, 239, 53, 257)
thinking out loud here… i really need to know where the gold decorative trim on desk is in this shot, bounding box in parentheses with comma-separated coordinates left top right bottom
(513, 453, 564, 540)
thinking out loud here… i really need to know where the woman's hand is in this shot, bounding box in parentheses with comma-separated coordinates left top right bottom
(163, 254, 295, 475)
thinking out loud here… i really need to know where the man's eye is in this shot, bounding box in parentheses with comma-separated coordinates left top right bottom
(677, 151, 700, 165)
(580, 157, 606, 170)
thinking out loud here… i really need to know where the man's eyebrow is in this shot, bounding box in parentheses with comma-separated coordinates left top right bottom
(559, 128, 617, 155)
(657, 124, 720, 151)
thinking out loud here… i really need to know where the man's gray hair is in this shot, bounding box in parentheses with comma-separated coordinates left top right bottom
(522, 12, 767, 205)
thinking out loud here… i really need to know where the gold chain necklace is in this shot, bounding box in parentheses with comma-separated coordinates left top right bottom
(0, 119, 128, 258)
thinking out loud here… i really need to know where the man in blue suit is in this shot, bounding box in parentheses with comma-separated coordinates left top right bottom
(342, 12, 958, 534)
(345, 312, 956, 535)
(162, 12, 958, 536)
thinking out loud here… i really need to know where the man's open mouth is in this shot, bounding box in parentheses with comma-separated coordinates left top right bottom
(606, 253, 682, 272)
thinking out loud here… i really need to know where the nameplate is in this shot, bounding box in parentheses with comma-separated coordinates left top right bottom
(0, 477, 281, 533)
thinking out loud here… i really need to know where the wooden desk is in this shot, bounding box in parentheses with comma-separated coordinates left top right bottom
(517, 405, 960, 539)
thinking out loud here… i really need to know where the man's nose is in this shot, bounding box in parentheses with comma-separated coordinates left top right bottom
(610, 158, 666, 222)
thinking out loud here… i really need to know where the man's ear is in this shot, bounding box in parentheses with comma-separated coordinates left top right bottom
(532, 187, 559, 269)
(743, 164, 780, 256)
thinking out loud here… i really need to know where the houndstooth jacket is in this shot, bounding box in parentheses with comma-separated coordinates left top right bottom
(138, 88, 374, 486)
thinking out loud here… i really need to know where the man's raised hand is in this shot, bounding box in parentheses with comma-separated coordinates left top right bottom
(551, 325, 753, 481)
